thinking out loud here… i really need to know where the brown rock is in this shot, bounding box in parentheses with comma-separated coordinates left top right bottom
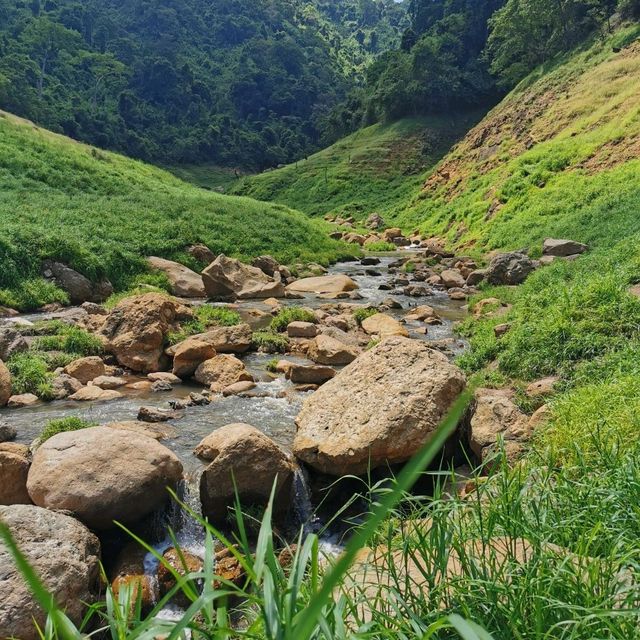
(0, 505, 101, 640)
(286, 275, 358, 297)
(525, 377, 559, 398)
(222, 380, 257, 396)
(440, 269, 466, 289)
(158, 547, 203, 600)
(91, 375, 128, 389)
(64, 356, 106, 385)
(170, 337, 217, 378)
(361, 313, 409, 339)
(50, 373, 84, 399)
(69, 386, 122, 402)
(27, 426, 183, 529)
(147, 372, 181, 384)
(287, 364, 336, 384)
(202, 254, 285, 300)
(0, 360, 11, 407)
(0, 449, 31, 505)
(543, 238, 588, 257)
(294, 337, 466, 475)
(111, 542, 155, 613)
(7, 394, 39, 408)
(197, 423, 294, 523)
(287, 321, 318, 338)
(147, 256, 206, 298)
(308, 334, 360, 366)
(100, 293, 192, 373)
(187, 243, 216, 265)
(194, 355, 254, 393)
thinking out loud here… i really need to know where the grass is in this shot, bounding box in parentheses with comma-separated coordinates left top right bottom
(270, 307, 317, 333)
(34, 324, 104, 357)
(232, 115, 483, 223)
(39, 417, 96, 444)
(352, 307, 377, 326)
(363, 241, 396, 252)
(252, 331, 290, 354)
(164, 164, 242, 192)
(167, 305, 242, 345)
(0, 110, 353, 310)
(6, 352, 55, 400)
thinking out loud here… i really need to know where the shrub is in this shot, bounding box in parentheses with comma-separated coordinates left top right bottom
(167, 305, 242, 345)
(39, 417, 97, 443)
(266, 358, 280, 373)
(364, 241, 396, 252)
(270, 307, 316, 333)
(7, 352, 54, 400)
(252, 331, 289, 354)
(35, 325, 103, 356)
(353, 306, 377, 325)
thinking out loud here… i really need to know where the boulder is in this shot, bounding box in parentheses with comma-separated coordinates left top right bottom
(0, 505, 101, 640)
(170, 337, 217, 378)
(0, 327, 28, 362)
(147, 256, 206, 298)
(287, 364, 336, 385)
(294, 337, 466, 475)
(543, 238, 588, 257)
(194, 354, 254, 393)
(286, 275, 358, 297)
(197, 423, 294, 522)
(100, 293, 192, 373)
(308, 334, 359, 366)
(525, 376, 559, 398)
(92, 375, 128, 389)
(202, 255, 285, 300)
(0, 422, 16, 443)
(7, 394, 39, 408)
(485, 252, 536, 286)
(42, 260, 112, 304)
(187, 244, 216, 265)
(64, 356, 106, 385)
(361, 313, 409, 339)
(68, 386, 122, 402)
(148, 372, 181, 384)
(466, 269, 487, 287)
(137, 406, 182, 423)
(191, 324, 252, 354)
(287, 321, 318, 338)
(404, 305, 441, 324)
(251, 255, 280, 277)
(105, 420, 170, 440)
(440, 269, 466, 289)
(382, 228, 402, 242)
(0, 448, 31, 505)
(27, 426, 183, 529)
(366, 213, 385, 230)
(469, 388, 533, 464)
(50, 373, 83, 399)
(0, 360, 11, 407)
(222, 380, 256, 396)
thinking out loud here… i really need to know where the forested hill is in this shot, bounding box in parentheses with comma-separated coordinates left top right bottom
(0, 0, 407, 168)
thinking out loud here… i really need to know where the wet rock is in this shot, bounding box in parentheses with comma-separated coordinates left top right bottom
(469, 388, 532, 464)
(110, 542, 155, 613)
(126, 380, 152, 391)
(0, 327, 28, 361)
(308, 334, 360, 366)
(0, 422, 16, 443)
(361, 313, 409, 339)
(63, 356, 106, 385)
(106, 420, 169, 439)
(158, 547, 203, 602)
(170, 336, 217, 378)
(543, 238, 588, 257)
(69, 387, 122, 402)
(286, 275, 358, 297)
(202, 254, 285, 300)
(198, 423, 294, 523)
(100, 293, 193, 373)
(381, 297, 402, 309)
(287, 364, 336, 385)
(50, 373, 83, 399)
(485, 252, 537, 286)
(0, 505, 101, 640)
(42, 260, 113, 304)
(7, 394, 39, 408)
(294, 337, 466, 475)
(222, 380, 257, 396)
(361, 256, 381, 266)
(0, 448, 31, 505)
(287, 321, 318, 338)
(194, 355, 254, 393)
(148, 371, 181, 384)
(27, 426, 183, 529)
(404, 305, 441, 323)
(448, 288, 467, 300)
(403, 284, 432, 297)
(138, 406, 182, 422)
(151, 379, 173, 392)
(0, 360, 11, 407)
(147, 256, 206, 298)
(91, 375, 127, 390)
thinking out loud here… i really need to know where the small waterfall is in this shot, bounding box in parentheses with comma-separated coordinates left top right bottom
(293, 467, 320, 536)
(169, 471, 206, 555)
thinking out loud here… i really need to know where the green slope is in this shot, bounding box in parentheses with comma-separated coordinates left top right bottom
(0, 111, 349, 311)
(231, 114, 482, 221)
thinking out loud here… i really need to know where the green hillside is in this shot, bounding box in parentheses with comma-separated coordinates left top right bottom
(0, 110, 349, 311)
(231, 114, 481, 220)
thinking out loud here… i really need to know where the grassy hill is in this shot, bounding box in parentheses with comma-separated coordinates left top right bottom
(0, 111, 349, 311)
(231, 114, 482, 221)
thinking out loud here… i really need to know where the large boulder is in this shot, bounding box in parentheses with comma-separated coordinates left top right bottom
(0, 505, 101, 640)
(0, 327, 28, 362)
(294, 337, 466, 475)
(26, 427, 183, 530)
(170, 337, 217, 378)
(194, 354, 254, 393)
(202, 255, 285, 300)
(181, 324, 253, 355)
(0, 360, 11, 407)
(468, 388, 533, 464)
(197, 423, 294, 523)
(485, 252, 537, 286)
(63, 356, 105, 385)
(361, 313, 409, 339)
(42, 260, 112, 304)
(147, 256, 206, 298)
(0, 448, 30, 505)
(286, 275, 358, 297)
(543, 238, 588, 257)
(307, 334, 359, 366)
(100, 293, 193, 373)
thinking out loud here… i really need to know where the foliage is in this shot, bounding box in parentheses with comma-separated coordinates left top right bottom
(168, 306, 242, 345)
(270, 307, 317, 333)
(0, 111, 351, 311)
(39, 417, 97, 444)
(0, 0, 407, 169)
(365, 241, 397, 252)
(35, 324, 104, 357)
(6, 352, 54, 400)
(252, 330, 290, 354)
(353, 306, 378, 325)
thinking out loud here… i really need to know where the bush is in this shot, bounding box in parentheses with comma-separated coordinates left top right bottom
(270, 307, 316, 333)
(35, 325, 103, 356)
(39, 417, 97, 443)
(365, 241, 396, 252)
(7, 352, 54, 400)
(168, 305, 242, 345)
(353, 306, 377, 325)
(252, 331, 289, 354)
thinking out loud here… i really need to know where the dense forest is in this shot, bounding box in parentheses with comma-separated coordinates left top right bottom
(0, 0, 407, 168)
(325, 0, 639, 138)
